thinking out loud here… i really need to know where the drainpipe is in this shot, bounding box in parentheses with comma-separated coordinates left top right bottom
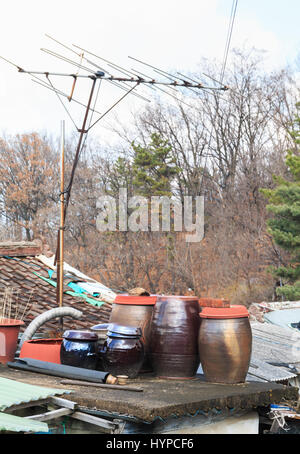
(19, 307, 83, 348)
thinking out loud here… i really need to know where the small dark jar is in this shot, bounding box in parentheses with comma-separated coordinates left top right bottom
(101, 324, 144, 378)
(60, 330, 99, 370)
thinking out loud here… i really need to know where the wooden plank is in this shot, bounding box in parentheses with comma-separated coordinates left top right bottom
(50, 396, 78, 410)
(71, 411, 118, 430)
(25, 407, 73, 422)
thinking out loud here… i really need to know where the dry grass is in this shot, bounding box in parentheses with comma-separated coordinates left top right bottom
(0, 288, 33, 324)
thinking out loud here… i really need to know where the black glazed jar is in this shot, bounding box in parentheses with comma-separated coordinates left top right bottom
(101, 324, 144, 378)
(60, 330, 99, 370)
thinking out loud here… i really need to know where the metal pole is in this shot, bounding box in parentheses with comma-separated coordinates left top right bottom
(58, 119, 65, 308)
(56, 120, 65, 334)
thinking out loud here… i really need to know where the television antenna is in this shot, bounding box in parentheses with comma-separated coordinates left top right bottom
(0, 35, 229, 314)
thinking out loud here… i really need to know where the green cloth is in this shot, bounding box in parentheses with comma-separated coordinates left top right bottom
(33, 272, 106, 308)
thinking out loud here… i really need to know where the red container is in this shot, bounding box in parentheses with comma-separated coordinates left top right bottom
(19, 338, 63, 364)
(0, 319, 24, 364)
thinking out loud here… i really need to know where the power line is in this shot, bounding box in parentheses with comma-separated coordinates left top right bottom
(220, 0, 238, 84)
(199, 0, 239, 195)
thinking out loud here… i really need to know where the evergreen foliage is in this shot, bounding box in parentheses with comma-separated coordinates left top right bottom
(261, 105, 300, 299)
(131, 133, 179, 197)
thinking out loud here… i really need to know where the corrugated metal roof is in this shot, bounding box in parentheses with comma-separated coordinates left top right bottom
(0, 377, 72, 411)
(0, 411, 48, 433)
(251, 322, 300, 364)
(248, 358, 297, 382)
(249, 322, 300, 382)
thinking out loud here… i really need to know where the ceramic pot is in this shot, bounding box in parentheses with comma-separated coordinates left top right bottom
(60, 330, 99, 370)
(149, 296, 200, 379)
(0, 319, 24, 364)
(20, 338, 62, 364)
(198, 305, 252, 384)
(109, 295, 156, 372)
(101, 324, 144, 379)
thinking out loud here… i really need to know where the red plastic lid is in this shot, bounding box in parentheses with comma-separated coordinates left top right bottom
(199, 305, 249, 319)
(114, 294, 157, 305)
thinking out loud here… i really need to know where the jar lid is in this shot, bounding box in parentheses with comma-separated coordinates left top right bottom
(107, 323, 142, 336)
(114, 295, 157, 306)
(63, 330, 98, 341)
(199, 305, 249, 319)
(90, 323, 109, 332)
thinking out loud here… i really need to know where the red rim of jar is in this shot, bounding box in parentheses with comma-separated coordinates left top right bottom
(199, 305, 249, 319)
(114, 295, 157, 305)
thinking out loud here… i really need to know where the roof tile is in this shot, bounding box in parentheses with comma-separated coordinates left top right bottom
(0, 255, 114, 334)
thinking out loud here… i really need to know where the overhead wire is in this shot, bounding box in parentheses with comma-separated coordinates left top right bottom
(220, 0, 239, 83)
(199, 0, 239, 195)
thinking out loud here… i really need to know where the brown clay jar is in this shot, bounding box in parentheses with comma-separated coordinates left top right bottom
(149, 296, 200, 379)
(109, 295, 156, 372)
(101, 324, 144, 379)
(198, 306, 252, 384)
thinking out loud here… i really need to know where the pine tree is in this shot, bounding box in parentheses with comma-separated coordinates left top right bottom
(131, 133, 179, 197)
(261, 105, 300, 300)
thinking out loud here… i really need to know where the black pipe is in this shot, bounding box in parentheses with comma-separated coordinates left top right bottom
(7, 358, 111, 383)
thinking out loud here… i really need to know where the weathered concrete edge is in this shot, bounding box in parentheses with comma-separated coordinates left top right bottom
(69, 384, 298, 423)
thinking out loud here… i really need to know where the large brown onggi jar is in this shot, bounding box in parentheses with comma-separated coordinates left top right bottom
(149, 296, 200, 379)
(101, 324, 144, 379)
(109, 295, 156, 372)
(198, 305, 252, 384)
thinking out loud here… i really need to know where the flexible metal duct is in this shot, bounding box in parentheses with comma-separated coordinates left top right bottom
(19, 307, 83, 348)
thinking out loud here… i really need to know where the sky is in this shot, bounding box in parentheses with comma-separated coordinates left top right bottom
(0, 0, 299, 145)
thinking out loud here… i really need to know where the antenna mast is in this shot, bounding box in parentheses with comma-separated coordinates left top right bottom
(0, 35, 229, 315)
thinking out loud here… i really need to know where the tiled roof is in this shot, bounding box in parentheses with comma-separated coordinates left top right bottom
(0, 253, 114, 335)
